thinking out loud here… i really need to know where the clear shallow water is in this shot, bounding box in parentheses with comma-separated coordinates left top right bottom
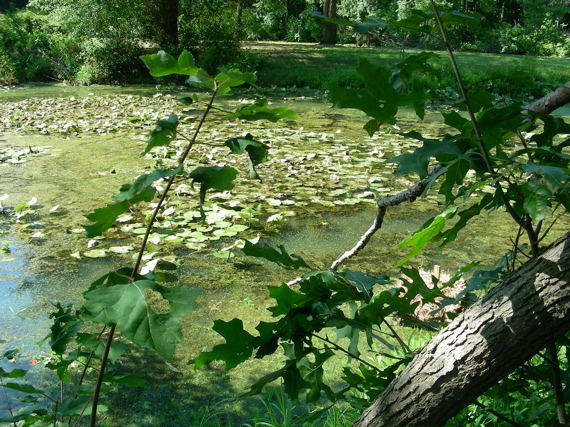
(1, 84, 569, 425)
(0, 239, 40, 350)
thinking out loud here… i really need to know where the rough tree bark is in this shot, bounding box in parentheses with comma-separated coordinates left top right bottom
(350, 80, 570, 427)
(354, 231, 570, 427)
(523, 80, 570, 115)
(321, 0, 337, 44)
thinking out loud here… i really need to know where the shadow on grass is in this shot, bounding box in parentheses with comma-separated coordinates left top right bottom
(100, 347, 270, 427)
(243, 41, 570, 90)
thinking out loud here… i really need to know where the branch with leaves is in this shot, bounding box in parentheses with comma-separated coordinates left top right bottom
(0, 50, 298, 427)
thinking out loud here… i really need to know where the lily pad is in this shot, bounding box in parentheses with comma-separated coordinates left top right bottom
(108, 246, 134, 254)
(83, 249, 108, 258)
(227, 224, 249, 232)
(213, 229, 238, 237)
(187, 231, 209, 242)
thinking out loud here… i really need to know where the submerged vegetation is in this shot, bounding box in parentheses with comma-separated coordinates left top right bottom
(0, 4, 570, 427)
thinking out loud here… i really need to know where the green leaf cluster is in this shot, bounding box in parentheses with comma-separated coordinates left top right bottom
(141, 50, 257, 95)
(83, 269, 202, 361)
(326, 53, 437, 135)
(191, 257, 452, 405)
(325, 34, 569, 261)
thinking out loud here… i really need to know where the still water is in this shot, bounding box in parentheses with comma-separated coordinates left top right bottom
(0, 83, 568, 425)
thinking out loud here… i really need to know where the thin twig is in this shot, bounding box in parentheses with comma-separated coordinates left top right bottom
(382, 319, 412, 355)
(311, 332, 383, 374)
(330, 164, 444, 271)
(88, 324, 115, 426)
(285, 165, 445, 287)
(330, 204, 386, 271)
(538, 212, 566, 244)
(472, 400, 522, 427)
(508, 226, 524, 273)
(547, 342, 568, 425)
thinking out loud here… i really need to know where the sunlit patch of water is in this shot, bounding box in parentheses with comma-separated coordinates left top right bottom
(1, 85, 569, 425)
(0, 239, 41, 351)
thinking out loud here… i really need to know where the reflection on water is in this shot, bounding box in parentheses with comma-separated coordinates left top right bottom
(0, 82, 164, 103)
(1, 83, 569, 425)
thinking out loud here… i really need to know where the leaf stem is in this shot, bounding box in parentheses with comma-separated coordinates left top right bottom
(78, 326, 107, 387)
(131, 83, 220, 277)
(311, 332, 383, 374)
(547, 342, 568, 425)
(89, 324, 115, 427)
(90, 81, 221, 427)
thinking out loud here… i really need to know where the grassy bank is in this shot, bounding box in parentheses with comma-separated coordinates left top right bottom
(237, 42, 570, 99)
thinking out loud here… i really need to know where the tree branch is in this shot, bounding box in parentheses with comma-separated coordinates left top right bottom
(353, 231, 570, 427)
(329, 164, 444, 271)
(523, 81, 570, 115)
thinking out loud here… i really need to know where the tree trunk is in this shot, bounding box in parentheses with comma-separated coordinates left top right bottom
(354, 231, 570, 427)
(234, 0, 243, 38)
(145, 0, 179, 47)
(321, 0, 337, 45)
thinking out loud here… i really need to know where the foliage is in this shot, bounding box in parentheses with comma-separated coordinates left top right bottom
(284, 4, 323, 42)
(23, 0, 155, 83)
(0, 10, 52, 83)
(0, 49, 299, 426)
(449, 336, 570, 426)
(0, 304, 142, 425)
(1, 3, 570, 426)
(188, 6, 570, 425)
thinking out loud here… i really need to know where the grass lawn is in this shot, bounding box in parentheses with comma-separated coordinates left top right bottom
(241, 41, 570, 98)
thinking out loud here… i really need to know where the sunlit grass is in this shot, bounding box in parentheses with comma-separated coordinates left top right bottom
(241, 41, 570, 97)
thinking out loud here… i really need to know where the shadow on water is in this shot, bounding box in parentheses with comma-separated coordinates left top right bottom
(1, 84, 569, 425)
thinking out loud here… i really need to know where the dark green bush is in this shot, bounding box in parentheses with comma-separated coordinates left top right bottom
(76, 38, 150, 84)
(0, 10, 52, 82)
(226, 50, 269, 73)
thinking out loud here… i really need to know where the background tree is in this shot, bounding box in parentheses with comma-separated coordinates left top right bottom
(143, 0, 179, 47)
(321, 0, 338, 43)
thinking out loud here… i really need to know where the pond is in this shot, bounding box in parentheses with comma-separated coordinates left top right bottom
(1, 83, 568, 425)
